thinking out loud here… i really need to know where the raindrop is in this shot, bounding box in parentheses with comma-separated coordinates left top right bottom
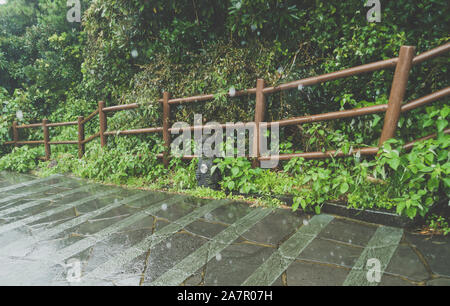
(298, 84, 304, 91)
(205, 213, 212, 221)
(251, 24, 257, 32)
(161, 203, 168, 211)
(229, 260, 233, 264)
(235, 1, 242, 9)
(282, 219, 287, 225)
(227, 212, 233, 219)
(330, 251, 334, 256)
(215, 253, 222, 261)
(240, 41, 247, 46)
(166, 242, 172, 249)
(228, 86, 236, 97)
(131, 49, 138, 58)
(214, 279, 218, 284)
(277, 67, 284, 74)
(303, 219, 309, 226)
(348, 239, 352, 244)
(257, 31, 261, 36)
(16, 110, 23, 120)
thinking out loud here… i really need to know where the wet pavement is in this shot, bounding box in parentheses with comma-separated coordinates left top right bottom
(0, 171, 449, 286)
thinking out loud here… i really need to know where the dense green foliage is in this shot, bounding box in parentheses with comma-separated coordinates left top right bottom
(0, 0, 448, 221)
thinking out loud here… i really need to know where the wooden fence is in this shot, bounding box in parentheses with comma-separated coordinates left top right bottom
(4, 43, 450, 167)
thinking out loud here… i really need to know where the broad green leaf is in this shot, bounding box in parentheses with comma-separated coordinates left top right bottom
(231, 167, 240, 177)
(314, 205, 321, 214)
(340, 182, 349, 194)
(387, 158, 400, 170)
(436, 119, 448, 133)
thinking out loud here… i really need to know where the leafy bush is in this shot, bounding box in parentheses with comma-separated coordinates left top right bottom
(427, 214, 450, 236)
(213, 157, 263, 194)
(0, 146, 43, 173)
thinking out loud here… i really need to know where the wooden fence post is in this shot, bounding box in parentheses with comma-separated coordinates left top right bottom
(98, 101, 107, 147)
(12, 121, 19, 147)
(252, 79, 266, 168)
(379, 46, 416, 146)
(163, 92, 171, 167)
(42, 119, 51, 161)
(78, 116, 85, 159)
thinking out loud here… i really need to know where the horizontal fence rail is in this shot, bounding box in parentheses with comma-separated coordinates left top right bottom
(3, 43, 449, 165)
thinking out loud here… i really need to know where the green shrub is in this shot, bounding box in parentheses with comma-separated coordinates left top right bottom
(0, 146, 43, 173)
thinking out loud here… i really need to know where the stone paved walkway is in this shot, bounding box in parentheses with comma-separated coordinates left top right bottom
(0, 171, 449, 286)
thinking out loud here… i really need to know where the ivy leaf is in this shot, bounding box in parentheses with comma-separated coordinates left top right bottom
(441, 106, 450, 119)
(372, 115, 381, 127)
(396, 202, 406, 215)
(314, 205, 321, 214)
(406, 207, 417, 219)
(427, 177, 439, 190)
(300, 198, 307, 210)
(231, 167, 240, 177)
(443, 178, 450, 188)
(387, 158, 400, 170)
(292, 198, 300, 211)
(423, 119, 434, 128)
(436, 119, 448, 133)
(340, 182, 349, 194)
(227, 181, 235, 190)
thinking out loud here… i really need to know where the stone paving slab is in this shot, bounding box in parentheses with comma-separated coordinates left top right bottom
(285, 260, 350, 286)
(297, 237, 362, 269)
(0, 171, 449, 286)
(203, 243, 276, 286)
(404, 232, 450, 278)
